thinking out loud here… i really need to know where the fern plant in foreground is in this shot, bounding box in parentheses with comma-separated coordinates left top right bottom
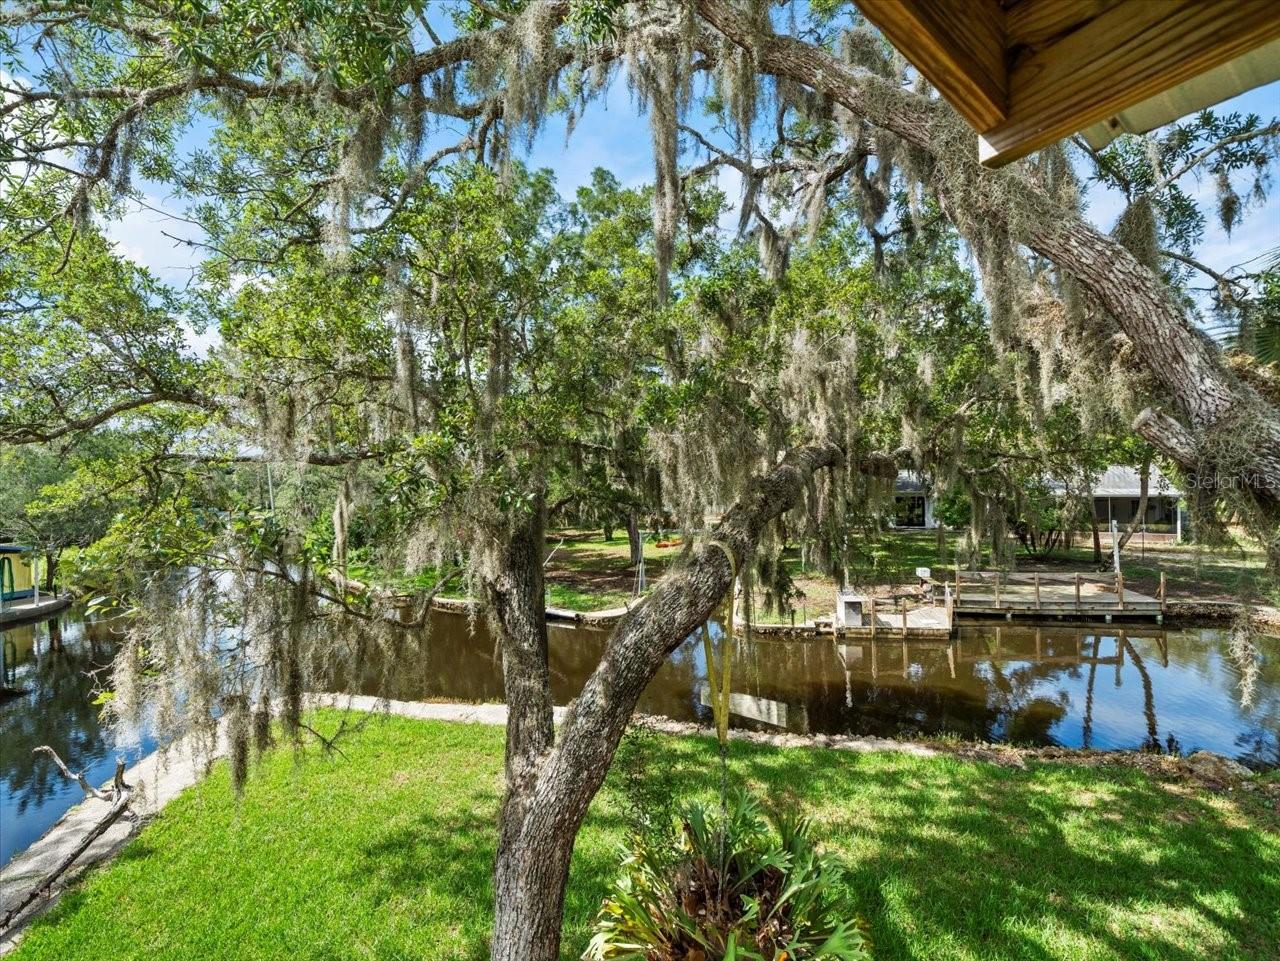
(584, 792, 871, 961)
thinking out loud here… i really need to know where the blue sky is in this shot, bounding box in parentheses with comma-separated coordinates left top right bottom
(104, 68, 1280, 321)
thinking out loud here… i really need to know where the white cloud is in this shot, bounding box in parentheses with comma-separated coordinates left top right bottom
(712, 164, 746, 235)
(102, 194, 206, 290)
(99, 194, 222, 356)
(524, 77, 655, 195)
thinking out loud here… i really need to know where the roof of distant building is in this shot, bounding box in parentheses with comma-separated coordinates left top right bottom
(895, 466, 1182, 499)
(894, 471, 926, 495)
(1043, 465, 1184, 498)
(1081, 465, 1182, 498)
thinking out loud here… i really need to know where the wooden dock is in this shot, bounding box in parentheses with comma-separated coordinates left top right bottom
(821, 603, 952, 638)
(750, 568, 1173, 641)
(951, 571, 1166, 622)
(0, 595, 71, 628)
(744, 602, 954, 640)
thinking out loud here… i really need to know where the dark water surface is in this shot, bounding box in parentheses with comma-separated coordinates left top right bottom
(1, 614, 155, 869)
(3, 607, 1278, 868)
(341, 614, 1280, 769)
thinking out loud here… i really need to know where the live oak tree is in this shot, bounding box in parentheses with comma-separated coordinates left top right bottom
(3, 165, 879, 959)
(4, 2, 1280, 957)
(4, 0, 1275, 547)
(0, 440, 123, 591)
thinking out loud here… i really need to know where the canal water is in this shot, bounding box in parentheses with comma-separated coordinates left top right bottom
(0, 614, 155, 869)
(3, 607, 1277, 868)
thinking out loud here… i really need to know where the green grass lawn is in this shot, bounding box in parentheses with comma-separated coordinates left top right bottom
(830, 530, 1273, 600)
(363, 530, 1273, 617)
(14, 712, 1279, 961)
(756, 531, 1275, 621)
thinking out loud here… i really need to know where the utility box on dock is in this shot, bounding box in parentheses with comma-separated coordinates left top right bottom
(834, 589, 869, 628)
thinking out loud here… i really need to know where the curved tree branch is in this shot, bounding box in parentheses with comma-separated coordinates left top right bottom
(694, 0, 1280, 509)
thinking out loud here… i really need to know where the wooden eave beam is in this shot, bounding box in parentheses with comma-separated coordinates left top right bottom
(858, 0, 1007, 132)
(980, 0, 1280, 166)
(857, 0, 1280, 168)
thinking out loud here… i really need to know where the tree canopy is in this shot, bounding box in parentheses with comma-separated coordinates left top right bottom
(3, 2, 1279, 958)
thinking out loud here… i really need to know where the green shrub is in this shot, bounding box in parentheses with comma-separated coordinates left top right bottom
(585, 792, 871, 961)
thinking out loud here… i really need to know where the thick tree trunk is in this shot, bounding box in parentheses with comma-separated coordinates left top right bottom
(625, 511, 642, 567)
(482, 500, 561, 961)
(486, 443, 843, 961)
(695, 0, 1280, 519)
(42, 552, 57, 595)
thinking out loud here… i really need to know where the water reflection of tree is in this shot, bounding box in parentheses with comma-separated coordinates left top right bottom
(1119, 635, 1161, 752)
(687, 629, 1082, 744)
(0, 618, 119, 812)
(1227, 630, 1280, 769)
(317, 612, 1279, 764)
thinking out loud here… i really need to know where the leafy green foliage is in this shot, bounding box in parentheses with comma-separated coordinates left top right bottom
(586, 792, 870, 961)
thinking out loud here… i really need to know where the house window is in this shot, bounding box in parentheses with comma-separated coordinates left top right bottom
(895, 495, 926, 527)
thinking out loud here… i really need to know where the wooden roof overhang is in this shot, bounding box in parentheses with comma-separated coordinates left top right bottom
(857, 0, 1280, 166)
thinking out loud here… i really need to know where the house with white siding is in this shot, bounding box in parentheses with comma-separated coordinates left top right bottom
(892, 467, 1188, 541)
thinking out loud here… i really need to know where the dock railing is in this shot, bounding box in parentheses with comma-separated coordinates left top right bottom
(951, 570, 1163, 616)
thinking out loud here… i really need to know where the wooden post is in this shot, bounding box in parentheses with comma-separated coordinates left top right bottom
(869, 597, 877, 638)
(994, 572, 1001, 609)
(1034, 573, 1041, 610)
(1075, 572, 1081, 611)
(954, 568, 961, 608)
(1159, 571, 1166, 612)
(1116, 571, 1125, 610)
(901, 602, 908, 638)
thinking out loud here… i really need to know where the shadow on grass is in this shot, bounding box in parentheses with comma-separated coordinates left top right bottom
(10, 719, 1277, 961)
(698, 738, 1279, 961)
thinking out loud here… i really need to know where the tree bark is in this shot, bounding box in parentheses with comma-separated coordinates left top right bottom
(1116, 457, 1151, 551)
(625, 511, 643, 567)
(487, 443, 843, 961)
(482, 499, 560, 961)
(694, 0, 1280, 518)
(42, 551, 58, 595)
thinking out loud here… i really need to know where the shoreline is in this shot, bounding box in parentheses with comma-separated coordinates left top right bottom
(0, 597, 71, 629)
(4, 691, 1272, 950)
(428, 593, 1280, 634)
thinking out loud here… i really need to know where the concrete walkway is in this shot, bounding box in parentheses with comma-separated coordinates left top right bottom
(0, 724, 227, 951)
(305, 693, 569, 725)
(0, 597, 71, 628)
